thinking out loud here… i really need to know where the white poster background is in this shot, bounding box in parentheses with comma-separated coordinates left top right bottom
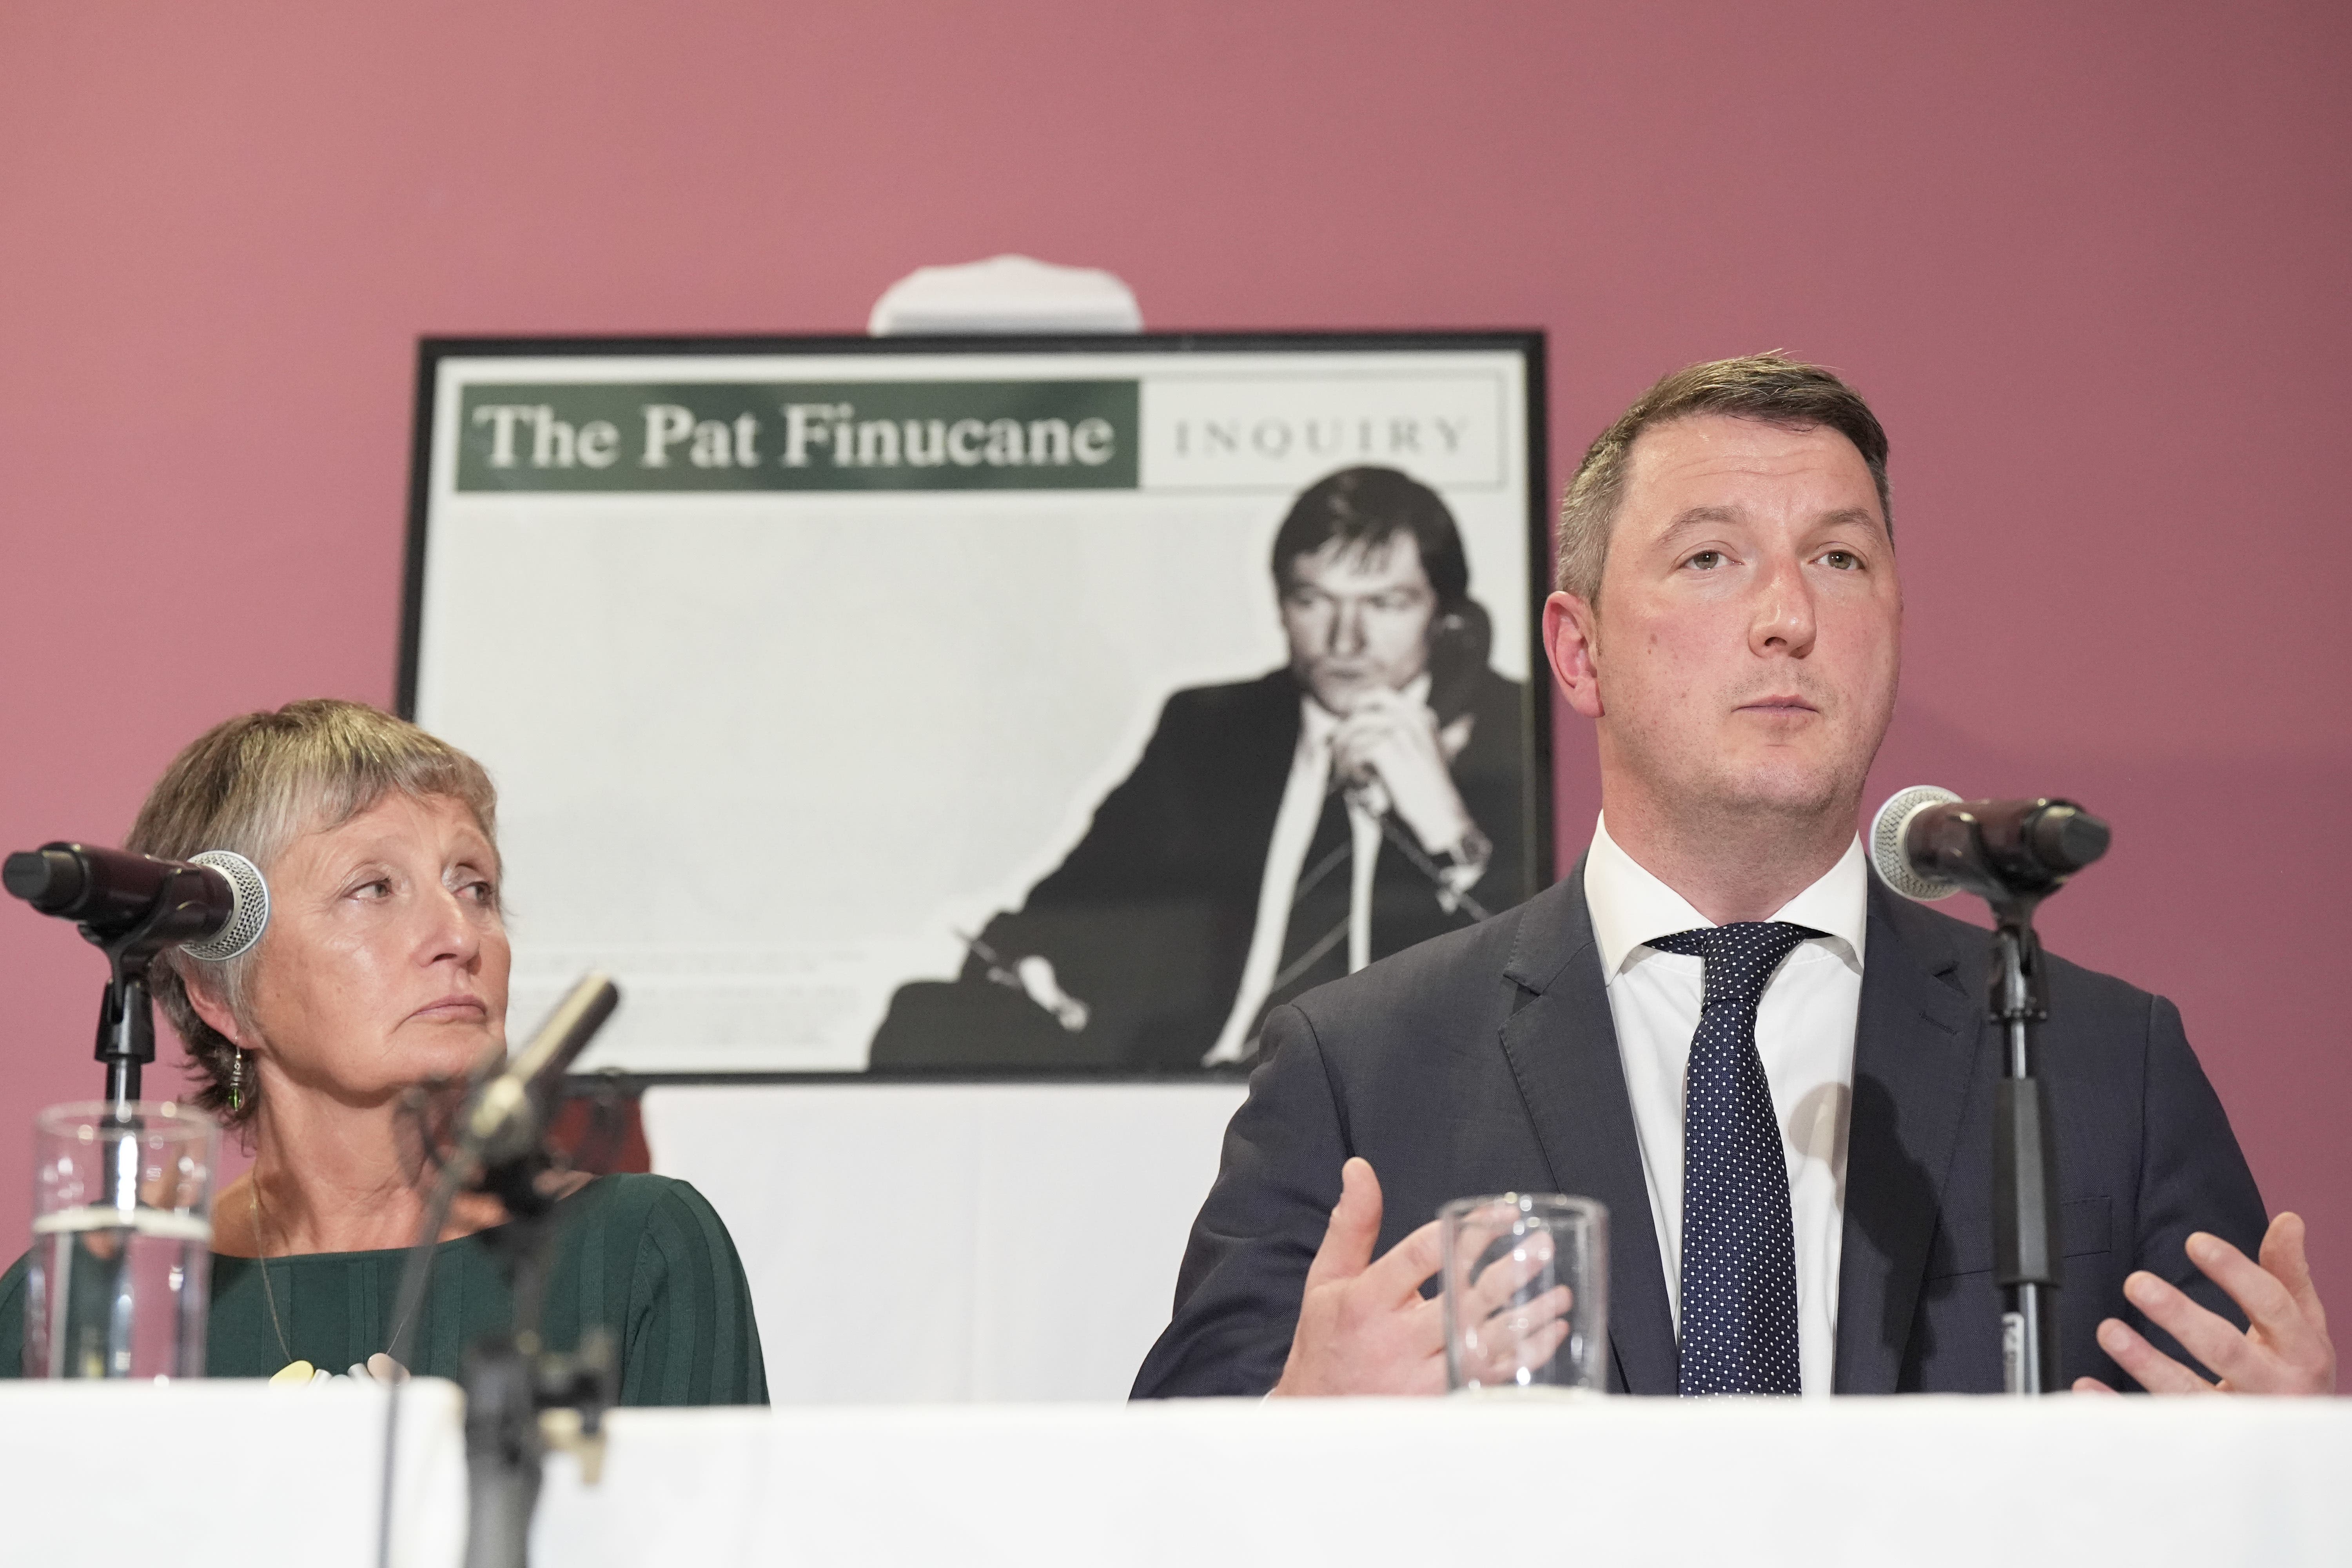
(414, 347, 1535, 1073)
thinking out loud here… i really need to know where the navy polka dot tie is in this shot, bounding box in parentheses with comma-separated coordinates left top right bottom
(1646, 921, 1823, 1396)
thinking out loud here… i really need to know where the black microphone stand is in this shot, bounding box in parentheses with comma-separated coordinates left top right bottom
(58, 898, 183, 1379)
(83, 903, 187, 1219)
(1984, 895, 2062, 1395)
(89, 907, 174, 1116)
(1907, 797, 2110, 1396)
(388, 973, 622, 1568)
(460, 1150, 617, 1568)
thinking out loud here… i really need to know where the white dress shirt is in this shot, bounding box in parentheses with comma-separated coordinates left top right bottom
(1202, 678, 1432, 1066)
(1582, 814, 1867, 1395)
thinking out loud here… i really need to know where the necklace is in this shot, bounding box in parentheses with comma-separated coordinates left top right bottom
(249, 1185, 419, 1383)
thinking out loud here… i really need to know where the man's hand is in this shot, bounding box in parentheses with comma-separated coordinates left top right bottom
(1330, 690, 1475, 857)
(1447, 1211, 1574, 1387)
(2074, 1212, 2336, 1396)
(1272, 1158, 1449, 1396)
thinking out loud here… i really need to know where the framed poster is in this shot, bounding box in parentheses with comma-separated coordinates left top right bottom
(402, 332, 1552, 1079)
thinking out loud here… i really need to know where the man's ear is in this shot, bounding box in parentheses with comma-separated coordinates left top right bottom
(1543, 591, 1605, 720)
(181, 967, 245, 1049)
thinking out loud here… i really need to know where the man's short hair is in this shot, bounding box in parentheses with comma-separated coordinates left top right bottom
(1555, 352, 1891, 603)
(1272, 465, 1470, 610)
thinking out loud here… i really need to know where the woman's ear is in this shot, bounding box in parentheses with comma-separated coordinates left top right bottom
(181, 968, 246, 1049)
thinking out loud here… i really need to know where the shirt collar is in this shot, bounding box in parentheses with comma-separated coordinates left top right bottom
(1583, 813, 1869, 977)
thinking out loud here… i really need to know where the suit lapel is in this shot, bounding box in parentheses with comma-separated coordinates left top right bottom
(1833, 883, 1984, 1392)
(1495, 859, 1679, 1395)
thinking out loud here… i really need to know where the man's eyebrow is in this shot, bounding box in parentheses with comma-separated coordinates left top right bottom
(1657, 505, 1741, 543)
(1657, 504, 1886, 541)
(1797, 512, 1891, 550)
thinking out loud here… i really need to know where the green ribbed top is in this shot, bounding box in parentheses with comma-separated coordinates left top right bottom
(0, 1172, 766, 1405)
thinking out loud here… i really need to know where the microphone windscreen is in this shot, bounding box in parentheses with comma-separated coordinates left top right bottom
(2029, 804, 2111, 875)
(3, 848, 83, 911)
(1870, 786, 1962, 902)
(183, 851, 270, 962)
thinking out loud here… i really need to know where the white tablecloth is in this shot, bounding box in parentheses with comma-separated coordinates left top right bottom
(0, 1378, 466, 1568)
(642, 1082, 1247, 1403)
(531, 1396, 2352, 1566)
(8, 1383, 2348, 1567)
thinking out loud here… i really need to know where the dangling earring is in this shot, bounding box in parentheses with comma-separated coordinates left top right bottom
(229, 1049, 246, 1115)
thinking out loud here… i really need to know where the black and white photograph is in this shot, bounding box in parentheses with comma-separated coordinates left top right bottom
(403, 336, 1552, 1078)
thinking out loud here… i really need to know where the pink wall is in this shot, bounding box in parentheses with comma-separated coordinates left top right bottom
(3, 4, 2347, 1322)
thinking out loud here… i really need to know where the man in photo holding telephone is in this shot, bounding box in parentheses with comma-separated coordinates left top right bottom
(1200, 465, 1523, 1064)
(867, 465, 1531, 1072)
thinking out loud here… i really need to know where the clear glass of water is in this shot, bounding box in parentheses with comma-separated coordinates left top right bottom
(1439, 1192, 1608, 1394)
(25, 1102, 218, 1379)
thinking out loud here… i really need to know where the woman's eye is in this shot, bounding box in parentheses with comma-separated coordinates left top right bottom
(1685, 550, 1723, 570)
(352, 878, 391, 900)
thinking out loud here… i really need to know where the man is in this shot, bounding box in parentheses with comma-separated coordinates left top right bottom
(1134, 355, 2334, 1397)
(869, 466, 1534, 1073)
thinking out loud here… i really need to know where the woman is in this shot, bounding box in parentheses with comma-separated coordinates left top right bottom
(0, 699, 765, 1403)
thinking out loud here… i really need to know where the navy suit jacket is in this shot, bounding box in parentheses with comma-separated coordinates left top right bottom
(1132, 857, 2267, 1396)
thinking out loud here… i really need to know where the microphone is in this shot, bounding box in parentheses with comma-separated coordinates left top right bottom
(458, 973, 622, 1169)
(1870, 787, 2111, 904)
(3, 842, 270, 961)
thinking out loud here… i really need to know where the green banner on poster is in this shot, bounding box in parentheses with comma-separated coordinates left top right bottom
(456, 380, 1139, 492)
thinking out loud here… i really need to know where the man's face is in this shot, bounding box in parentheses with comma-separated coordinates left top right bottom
(1280, 532, 1437, 715)
(1569, 414, 1902, 824)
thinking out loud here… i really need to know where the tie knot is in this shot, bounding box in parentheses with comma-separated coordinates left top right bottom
(1645, 921, 1824, 1005)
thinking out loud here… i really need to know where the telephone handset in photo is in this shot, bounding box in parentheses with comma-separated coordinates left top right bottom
(1426, 598, 1493, 727)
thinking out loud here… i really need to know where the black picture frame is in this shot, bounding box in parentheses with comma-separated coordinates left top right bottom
(401, 330, 1552, 1083)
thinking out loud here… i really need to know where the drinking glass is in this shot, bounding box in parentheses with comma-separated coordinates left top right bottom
(1439, 1192, 1608, 1394)
(25, 1102, 218, 1379)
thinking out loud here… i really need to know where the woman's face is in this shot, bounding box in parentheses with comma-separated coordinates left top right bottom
(199, 791, 509, 1107)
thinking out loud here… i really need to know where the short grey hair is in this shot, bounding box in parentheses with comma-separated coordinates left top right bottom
(124, 699, 499, 1128)
(1555, 352, 1892, 604)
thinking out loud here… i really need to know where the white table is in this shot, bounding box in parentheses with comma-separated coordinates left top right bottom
(0, 1378, 466, 1568)
(9, 1382, 2348, 1568)
(533, 1396, 2352, 1566)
